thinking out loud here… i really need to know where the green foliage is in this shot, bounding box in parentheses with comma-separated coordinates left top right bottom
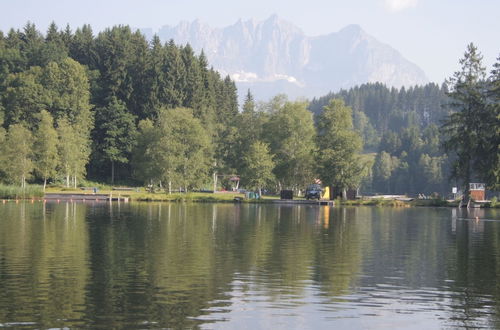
(481, 55, 500, 190)
(0, 22, 236, 187)
(242, 141, 275, 195)
(34, 110, 59, 189)
(229, 90, 267, 177)
(131, 119, 160, 184)
(316, 99, 363, 195)
(442, 43, 490, 194)
(57, 117, 91, 188)
(132, 108, 212, 192)
(94, 96, 137, 183)
(372, 151, 393, 192)
(1, 123, 33, 187)
(262, 99, 316, 190)
(0, 184, 44, 199)
(0, 22, 497, 198)
(310, 82, 449, 134)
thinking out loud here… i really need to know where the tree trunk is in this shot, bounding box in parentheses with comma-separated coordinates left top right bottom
(213, 171, 217, 192)
(111, 160, 115, 184)
(43, 177, 47, 191)
(66, 173, 70, 188)
(168, 181, 172, 195)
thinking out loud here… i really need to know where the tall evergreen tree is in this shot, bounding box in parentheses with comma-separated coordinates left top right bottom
(480, 54, 500, 190)
(442, 43, 487, 196)
(94, 97, 137, 183)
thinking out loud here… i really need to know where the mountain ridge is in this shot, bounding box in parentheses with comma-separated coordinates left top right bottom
(141, 16, 428, 100)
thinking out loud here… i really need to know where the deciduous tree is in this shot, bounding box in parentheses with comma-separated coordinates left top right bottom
(316, 99, 363, 198)
(2, 123, 33, 187)
(243, 141, 275, 196)
(34, 110, 59, 190)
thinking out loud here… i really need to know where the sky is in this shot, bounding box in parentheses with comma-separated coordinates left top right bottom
(0, 0, 498, 83)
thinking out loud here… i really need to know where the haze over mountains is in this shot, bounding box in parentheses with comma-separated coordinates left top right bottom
(142, 15, 428, 100)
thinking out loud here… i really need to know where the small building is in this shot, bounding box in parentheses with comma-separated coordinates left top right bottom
(329, 186, 357, 200)
(469, 183, 485, 201)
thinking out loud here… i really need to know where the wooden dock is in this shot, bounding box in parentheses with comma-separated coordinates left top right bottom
(44, 193, 129, 202)
(271, 199, 334, 206)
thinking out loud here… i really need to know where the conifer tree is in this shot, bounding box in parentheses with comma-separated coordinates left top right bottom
(442, 43, 487, 196)
(481, 55, 500, 189)
(95, 97, 137, 183)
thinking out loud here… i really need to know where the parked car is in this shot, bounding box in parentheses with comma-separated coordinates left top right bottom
(305, 184, 323, 200)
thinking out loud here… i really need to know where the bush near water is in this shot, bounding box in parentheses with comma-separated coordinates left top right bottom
(0, 185, 44, 199)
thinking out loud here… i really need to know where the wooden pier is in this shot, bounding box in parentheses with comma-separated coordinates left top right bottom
(44, 193, 129, 202)
(271, 199, 334, 206)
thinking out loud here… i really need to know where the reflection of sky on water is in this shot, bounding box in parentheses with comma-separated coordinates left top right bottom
(199, 277, 493, 329)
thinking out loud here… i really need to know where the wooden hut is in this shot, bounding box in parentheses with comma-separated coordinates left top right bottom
(469, 183, 485, 201)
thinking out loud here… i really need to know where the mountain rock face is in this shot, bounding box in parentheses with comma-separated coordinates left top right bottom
(143, 15, 428, 100)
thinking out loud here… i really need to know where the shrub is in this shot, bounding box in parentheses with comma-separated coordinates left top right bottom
(0, 184, 44, 199)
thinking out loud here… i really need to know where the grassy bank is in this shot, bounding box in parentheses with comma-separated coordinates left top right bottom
(42, 185, 500, 207)
(45, 186, 249, 202)
(0, 184, 44, 199)
(341, 198, 459, 207)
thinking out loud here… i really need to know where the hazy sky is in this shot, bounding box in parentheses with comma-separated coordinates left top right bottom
(1, 0, 498, 83)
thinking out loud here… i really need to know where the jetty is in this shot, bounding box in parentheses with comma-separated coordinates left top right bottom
(271, 199, 334, 206)
(44, 193, 129, 202)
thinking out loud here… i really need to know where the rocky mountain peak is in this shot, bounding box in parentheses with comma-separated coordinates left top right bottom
(145, 15, 428, 100)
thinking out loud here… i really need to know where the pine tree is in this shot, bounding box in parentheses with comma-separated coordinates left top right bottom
(478, 55, 500, 189)
(442, 43, 487, 196)
(94, 97, 137, 183)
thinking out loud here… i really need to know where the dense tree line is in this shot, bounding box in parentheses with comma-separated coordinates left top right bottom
(310, 46, 499, 196)
(310, 82, 453, 194)
(443, 43, 500, 194)
(0, 22, 238, 188)
(0, 23, 497, 197)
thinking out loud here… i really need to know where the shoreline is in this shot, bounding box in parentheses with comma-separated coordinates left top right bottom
(1, 194, 497, 208)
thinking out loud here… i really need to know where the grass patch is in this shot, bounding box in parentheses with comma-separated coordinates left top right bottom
(341, 198, 411, 207)
(45, 187, 249, 202)
(0, 184, 44, 199)
(412, 199, 452, 207)
(487, 197, 500, 208)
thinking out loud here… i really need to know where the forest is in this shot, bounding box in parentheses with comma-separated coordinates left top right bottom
(0, 22, 498, 197)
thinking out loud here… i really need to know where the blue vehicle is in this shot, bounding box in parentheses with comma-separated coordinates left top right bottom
(305, 184, 322, 200)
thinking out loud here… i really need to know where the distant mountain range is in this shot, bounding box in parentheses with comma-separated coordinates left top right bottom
(141, 15, 428, 101)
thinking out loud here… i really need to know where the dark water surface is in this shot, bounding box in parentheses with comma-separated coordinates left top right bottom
(0, 202, 499, 329)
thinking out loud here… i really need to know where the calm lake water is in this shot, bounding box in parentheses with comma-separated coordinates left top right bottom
(0, 202, 499, 329)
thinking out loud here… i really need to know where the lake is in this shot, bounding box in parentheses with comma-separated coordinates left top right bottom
(0, 202, 499, 329)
